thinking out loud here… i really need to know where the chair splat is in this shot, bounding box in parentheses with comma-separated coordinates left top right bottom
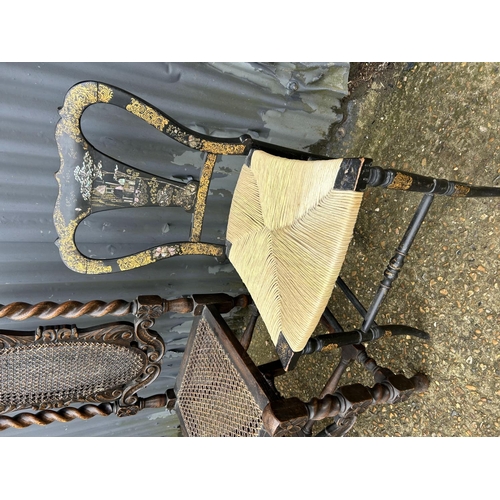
(54, 81, 248, 275)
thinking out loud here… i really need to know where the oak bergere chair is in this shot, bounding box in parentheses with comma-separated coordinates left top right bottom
(50, 80, 500, 435)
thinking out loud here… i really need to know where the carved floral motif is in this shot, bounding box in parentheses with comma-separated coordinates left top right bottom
(35, 325, 78, 342)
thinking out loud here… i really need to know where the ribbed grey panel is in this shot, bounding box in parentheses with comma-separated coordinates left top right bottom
(0, 62, 348, 436)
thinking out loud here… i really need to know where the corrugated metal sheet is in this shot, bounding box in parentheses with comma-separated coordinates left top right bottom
(0, 62, 349, 436)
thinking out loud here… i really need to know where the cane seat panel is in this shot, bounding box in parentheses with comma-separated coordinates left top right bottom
(175, 307, 277, 437)
(176, 318, 264, 436)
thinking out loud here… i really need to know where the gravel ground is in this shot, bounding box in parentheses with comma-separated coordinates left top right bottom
(248, 62, 500, 437)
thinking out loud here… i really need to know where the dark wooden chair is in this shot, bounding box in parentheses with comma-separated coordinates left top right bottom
(51, 80, 500, 435)
(0, 293, 248, 431)
(172, 304, 429, 437)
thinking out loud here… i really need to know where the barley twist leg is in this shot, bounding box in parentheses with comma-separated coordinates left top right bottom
(0, 403, 115, 431)
(0, 300, 133, 321)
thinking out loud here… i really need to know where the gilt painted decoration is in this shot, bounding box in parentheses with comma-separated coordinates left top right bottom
(54, 81, 246, 274)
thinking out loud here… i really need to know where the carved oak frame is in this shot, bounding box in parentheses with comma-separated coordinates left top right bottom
(0, 294, 249, 431)
(0, 316, 164, 417)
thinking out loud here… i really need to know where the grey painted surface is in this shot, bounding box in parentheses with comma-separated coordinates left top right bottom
(0, 62, 349, 436)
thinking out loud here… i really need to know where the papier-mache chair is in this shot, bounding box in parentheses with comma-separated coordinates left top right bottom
(52, 80, 500, 436)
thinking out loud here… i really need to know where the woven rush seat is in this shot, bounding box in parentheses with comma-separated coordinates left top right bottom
(226, 150, 365, 367)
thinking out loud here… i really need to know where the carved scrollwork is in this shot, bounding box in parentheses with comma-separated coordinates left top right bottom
(134, 318, 165, 364)
(0, 333, 32, 350)
(130, 295, 166, 365)
(85, 388, 124, 405)
(33, 323, 135, 344)
(35, 325, 78, 342)
(81, 323, 135, 343)
(119, 363, 162, 409)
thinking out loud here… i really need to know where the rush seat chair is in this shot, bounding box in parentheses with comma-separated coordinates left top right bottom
(50, 81, 500, 435)
(54, 80, 500, 370)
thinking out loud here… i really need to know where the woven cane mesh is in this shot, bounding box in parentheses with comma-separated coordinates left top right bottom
(177, 318, 264, 437)
(0, 342, 144, 411)
(227, 150, 363, 352)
